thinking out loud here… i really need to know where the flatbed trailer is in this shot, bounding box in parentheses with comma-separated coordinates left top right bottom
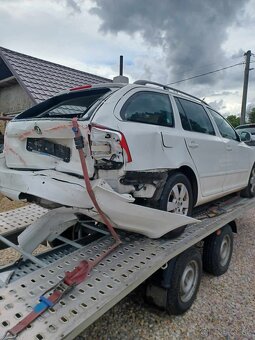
(0, 195, 254, 339)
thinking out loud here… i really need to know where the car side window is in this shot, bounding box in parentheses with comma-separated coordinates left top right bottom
(175, 97, 215, 135)
(175, 97, 191, 131)
(208, 108, 238, 141)
(120, 91, 174, 127)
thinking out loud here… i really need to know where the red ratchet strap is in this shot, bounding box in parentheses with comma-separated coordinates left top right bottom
(71, 117, 121, 245)
(2, 119, 121, 339)
(2, 261, 91, 339)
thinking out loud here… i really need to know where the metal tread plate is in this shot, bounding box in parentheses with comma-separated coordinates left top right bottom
(0, 205, 48, 236)
(0, 245, 76, 282)
(0, 197, 254, 340)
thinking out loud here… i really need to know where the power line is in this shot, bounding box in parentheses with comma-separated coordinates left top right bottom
(170, 56, 245, 79)
(168, 62, 245, 85)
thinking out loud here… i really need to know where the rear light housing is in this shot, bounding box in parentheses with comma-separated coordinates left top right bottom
(89, 124, 132, 167)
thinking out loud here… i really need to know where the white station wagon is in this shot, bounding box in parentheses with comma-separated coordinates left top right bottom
(0, 80, 254, 238)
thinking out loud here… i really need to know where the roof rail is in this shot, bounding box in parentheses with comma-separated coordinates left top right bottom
(134, 80, 208, 105)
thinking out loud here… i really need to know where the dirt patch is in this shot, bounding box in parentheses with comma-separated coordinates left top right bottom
(0, 121, 6, 135)
(0, 194, 27, 213)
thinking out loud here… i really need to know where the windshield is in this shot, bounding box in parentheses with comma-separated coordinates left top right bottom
(16, 88, 111, 120)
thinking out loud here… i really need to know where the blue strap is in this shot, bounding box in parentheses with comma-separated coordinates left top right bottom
(33, 296, 54, 313)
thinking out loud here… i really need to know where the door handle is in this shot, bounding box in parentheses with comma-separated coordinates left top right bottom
(226, 145, 232, 151)
(188, 141, 198, 148)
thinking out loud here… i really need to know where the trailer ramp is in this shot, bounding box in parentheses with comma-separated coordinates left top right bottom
(0, 196, 254, 339)
(0, 204, 47, 241)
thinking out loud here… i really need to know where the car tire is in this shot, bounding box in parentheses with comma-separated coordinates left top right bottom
(165, 247, 202, 315)
(202, 224, 233, 276)
(240, 165, 255, 198)
(159, 172, 193, 238)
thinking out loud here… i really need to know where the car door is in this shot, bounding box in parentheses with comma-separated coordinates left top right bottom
(208, 108, 251, 191)
(114, 88, 188, 172)
(174, 97, 227, 197)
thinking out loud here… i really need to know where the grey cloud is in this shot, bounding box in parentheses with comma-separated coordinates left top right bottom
(231, 49, 245, 59)
(208, 99, 226, 111)
(210, 90, 239, 96)
(91, 0, 248, 85)
(54, 0, 81, 13)
(247, 101, 255, 111)
(65, 0, 81, 13)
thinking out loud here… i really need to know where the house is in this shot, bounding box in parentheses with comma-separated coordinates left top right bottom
(0, 47, 111, 117)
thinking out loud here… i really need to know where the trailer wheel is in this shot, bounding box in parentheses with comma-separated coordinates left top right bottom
(159, 172, 193, 238)
(241, 165, 255, 198)
(165, 247, 202, 315)
(203, 224, 233, 276)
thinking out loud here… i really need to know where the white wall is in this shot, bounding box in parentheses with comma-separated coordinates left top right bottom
(0, 82, 34, 115)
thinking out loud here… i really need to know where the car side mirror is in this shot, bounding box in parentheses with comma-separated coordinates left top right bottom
(240, 131, 252, 142)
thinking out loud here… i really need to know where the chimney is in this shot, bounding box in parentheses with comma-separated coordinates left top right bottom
(113, 55, 129, 84)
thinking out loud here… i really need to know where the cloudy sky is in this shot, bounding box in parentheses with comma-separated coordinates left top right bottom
(0, 0, 255, 116)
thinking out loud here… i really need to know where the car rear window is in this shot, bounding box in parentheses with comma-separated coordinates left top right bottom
(16, 88, 111, 120)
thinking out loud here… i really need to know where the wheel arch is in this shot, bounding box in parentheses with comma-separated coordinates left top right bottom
(228, 220, 237, 233)
(172, 165, 198, 206)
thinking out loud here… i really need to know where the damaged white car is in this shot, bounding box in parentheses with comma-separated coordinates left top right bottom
(0, 80, 254, 238)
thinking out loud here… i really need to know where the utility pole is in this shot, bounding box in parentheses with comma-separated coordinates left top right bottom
(240, 50, 251, 124)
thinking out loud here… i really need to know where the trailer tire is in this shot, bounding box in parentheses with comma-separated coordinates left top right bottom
(159, 172, 193, 238)
(240, 165, 255, 198)
(165, 247, 202, 315)
(203, 224, 233, 276)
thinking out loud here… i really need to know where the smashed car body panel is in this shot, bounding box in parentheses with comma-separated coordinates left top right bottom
(93, 184, 199, 238)
(4, 120, 94, 178)
(0, 154, 198, 239)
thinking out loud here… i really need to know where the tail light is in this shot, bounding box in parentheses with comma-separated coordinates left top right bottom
(89, 124, 132, 167)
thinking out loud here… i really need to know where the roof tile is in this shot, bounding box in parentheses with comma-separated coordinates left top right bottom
(0, 47, 111, 103)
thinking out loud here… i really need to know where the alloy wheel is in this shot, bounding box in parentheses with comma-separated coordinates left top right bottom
(167, 183, 189, 215)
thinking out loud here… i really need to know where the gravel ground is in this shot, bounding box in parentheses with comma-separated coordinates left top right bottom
(0, 193, 26, 213)
(0, 198, 254, 339)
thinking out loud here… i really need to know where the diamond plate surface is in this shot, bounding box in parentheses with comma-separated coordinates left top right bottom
(0, 197, 254, 340)
(0, 204, 48, 236)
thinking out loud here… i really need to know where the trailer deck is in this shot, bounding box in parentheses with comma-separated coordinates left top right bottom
(0, 196, 254, 340)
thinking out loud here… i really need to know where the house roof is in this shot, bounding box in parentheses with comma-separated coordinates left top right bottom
(0, 47, 111, 104)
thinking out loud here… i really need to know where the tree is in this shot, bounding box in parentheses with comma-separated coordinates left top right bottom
(226, 115, 240, 128)
(248, 107, 255, 123)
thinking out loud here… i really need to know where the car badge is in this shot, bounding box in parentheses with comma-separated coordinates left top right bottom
(34, 125, 42, 135)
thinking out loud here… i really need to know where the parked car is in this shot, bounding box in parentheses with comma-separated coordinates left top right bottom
(0, 80, 254, 237)
(236, 124, 255, 146)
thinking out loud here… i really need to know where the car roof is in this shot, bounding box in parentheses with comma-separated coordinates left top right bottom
(58, 80, 209, 108)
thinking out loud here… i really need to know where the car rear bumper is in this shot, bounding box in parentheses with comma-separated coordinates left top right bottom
(0, 155, 199, 238)
(0, 154, 95, 208)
